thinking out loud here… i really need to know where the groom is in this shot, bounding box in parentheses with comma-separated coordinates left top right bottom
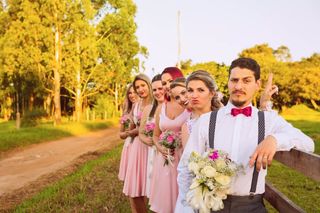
(176, 57, 314, 213)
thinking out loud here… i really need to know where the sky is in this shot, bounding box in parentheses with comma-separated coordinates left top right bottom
(133, 0, 320, 77)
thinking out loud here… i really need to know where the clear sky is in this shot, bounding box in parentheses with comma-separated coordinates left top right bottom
(133, 0, 320, 77)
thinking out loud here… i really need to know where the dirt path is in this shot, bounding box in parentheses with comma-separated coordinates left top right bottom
(0, 127, 121, 210)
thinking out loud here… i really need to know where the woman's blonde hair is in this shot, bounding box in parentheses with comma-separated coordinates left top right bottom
(186, 70, 222, 111)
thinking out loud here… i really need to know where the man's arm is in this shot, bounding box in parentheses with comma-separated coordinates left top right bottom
(249, 112, 314, 171)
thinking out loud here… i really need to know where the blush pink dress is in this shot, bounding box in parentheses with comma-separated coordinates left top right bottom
(149, 103, 190, 213)
(118, 112, 133, 181)
(123, 103, 149, 197)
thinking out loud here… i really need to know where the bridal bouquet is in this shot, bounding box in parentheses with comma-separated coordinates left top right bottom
(144, 120, 155, 138)
(158, 130, 181, 166)
(186, 149, 243, 213)
(120, 114, 131, 129)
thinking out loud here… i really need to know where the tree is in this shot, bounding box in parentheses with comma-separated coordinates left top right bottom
(0, 0, 50, 119)
(0, 0, 145, 123)
(274, 45, 292, 62)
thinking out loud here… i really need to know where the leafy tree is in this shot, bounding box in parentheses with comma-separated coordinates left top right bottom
(0, 0, 145, 123)
(274, 45, 292, 62)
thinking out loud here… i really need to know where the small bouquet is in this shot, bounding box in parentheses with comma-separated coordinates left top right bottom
(120, 114, 131, 129)
(144, 120, 155, 138)
(186, 149, 243, 213)
(158, 130, 181, 166)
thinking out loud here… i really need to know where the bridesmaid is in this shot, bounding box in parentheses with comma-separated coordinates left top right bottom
(123, 74, 153, 213)
(139, 74, 165, 198)
(149, 67, 190, 213)
(118, 84, 139, 181)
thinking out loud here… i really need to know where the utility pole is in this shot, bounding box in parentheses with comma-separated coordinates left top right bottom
(177, 10, 181, 69)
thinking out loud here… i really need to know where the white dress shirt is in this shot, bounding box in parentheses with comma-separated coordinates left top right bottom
(176, 102, 314, 212)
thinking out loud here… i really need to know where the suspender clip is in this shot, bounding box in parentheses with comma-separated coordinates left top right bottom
(249, 192, 255, 199)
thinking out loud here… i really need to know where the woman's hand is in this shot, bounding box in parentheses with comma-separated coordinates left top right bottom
(119, 131, 128, 139)
(156, 145, 175, 159)
(145, 137, 154, 146)
(127, 129, 137, 137)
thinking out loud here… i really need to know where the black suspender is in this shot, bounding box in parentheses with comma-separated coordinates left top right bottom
(208, 110, 265, 195)
(249, 111, 265, 195)
(208, 110, 218, 149)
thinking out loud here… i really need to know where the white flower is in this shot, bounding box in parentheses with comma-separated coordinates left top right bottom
(197, 160, 206, 169)
(202, 166, 217, 178)
(190, 179, 200, 189)
(215, 159, 227, 170)
(211, 197, 224, 211)
(206, 180, 214, 190)
(215, 174, 231, 186)
(216, 188, 229, 199)
(203, 190, 224, 212)
(187, 186, 204, 210)
(187, 149, 243, 212)
(188, 162, 200, 175)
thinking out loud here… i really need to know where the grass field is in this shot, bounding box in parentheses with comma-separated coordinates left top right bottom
(12, 105, 320, 212)
(0, 119, 117, 154)
(265, 105, 320, 213)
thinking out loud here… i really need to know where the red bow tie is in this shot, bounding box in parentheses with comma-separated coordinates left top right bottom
(231, 106, 252, 117)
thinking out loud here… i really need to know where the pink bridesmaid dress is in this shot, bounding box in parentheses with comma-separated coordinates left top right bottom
(149, 103, 190, 213)
(123, 103, 149, 197)
(118, 113, 133, 181)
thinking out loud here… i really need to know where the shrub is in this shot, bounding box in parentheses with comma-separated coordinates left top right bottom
(21, 108, 48, 127)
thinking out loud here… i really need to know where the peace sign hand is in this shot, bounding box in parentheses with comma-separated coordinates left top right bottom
(260, 73, 278, 110)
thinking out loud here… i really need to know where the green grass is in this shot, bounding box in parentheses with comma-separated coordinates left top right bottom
(0, 119, 117, 153)
(11, 105, 320, 212)
(264, 105, 320, 213)
(14, 144, 130, 212)
(281, 104, 320, 154)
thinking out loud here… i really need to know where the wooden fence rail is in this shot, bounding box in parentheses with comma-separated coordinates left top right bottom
(264, 148, 320, 212)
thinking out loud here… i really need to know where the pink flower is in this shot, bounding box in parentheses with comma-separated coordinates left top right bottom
(167, 135, 174, 143)
(159, 133, 164, 140)
(146, 122, 155, 131)
(209, 150, 219, 160)
(120, 114, 131, 129)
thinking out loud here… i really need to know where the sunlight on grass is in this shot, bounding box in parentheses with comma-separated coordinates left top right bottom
(281, 104, 320, 154)
(0, 119, 118, 153)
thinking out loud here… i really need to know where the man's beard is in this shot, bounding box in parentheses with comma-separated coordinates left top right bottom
(231, 99, 246, 108)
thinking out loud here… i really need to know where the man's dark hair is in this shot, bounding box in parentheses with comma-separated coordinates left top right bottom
(229, 58, 260, 80)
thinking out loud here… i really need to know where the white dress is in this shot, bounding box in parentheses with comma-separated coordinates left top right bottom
(175, 116, 198, 213)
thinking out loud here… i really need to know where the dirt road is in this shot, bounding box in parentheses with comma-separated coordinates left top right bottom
(0, 127, 120, 199)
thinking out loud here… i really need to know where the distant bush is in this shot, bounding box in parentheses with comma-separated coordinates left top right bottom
(92, 94, 120, 119)
(21, 108, 48, 127)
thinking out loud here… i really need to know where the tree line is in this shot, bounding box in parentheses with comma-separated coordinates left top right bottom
(0, 1, 318, 125)
(0, 0, 146, 124)
(181, 44, 319, 111)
